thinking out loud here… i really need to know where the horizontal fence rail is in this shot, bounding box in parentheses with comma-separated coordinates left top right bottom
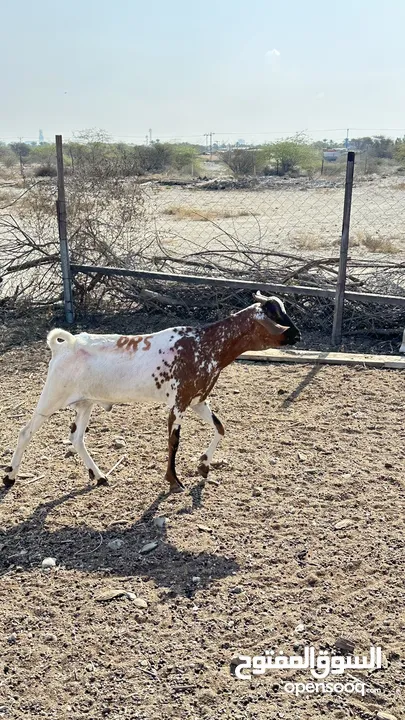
(70, 264, 405, 307)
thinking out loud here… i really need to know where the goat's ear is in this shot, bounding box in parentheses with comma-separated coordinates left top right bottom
(256, 315, 289, 335)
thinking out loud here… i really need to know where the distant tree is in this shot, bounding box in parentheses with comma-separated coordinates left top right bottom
(9, 142, 31, 179)
(222, 148, 257, 175)
(259, 134, 321, 176)
(394, 137, 405, 163)
(0, 143, 17, 167)
(351, 135, 394, 158)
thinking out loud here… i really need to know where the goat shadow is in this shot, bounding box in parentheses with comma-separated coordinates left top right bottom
(0, 483, 238, 597)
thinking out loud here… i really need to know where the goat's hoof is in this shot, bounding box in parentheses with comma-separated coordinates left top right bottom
(197, 463, 209, 479)
(3, 468, 15, 487)
(168, 477, 185, 493)
(96, 476, 109, 486)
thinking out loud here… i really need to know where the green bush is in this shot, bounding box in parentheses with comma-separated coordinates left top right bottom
(259, 135, 321, 176)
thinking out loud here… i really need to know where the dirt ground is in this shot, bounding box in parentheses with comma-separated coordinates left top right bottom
(0, 342, 404, 719)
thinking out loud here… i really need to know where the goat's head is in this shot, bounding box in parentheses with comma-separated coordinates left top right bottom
(251, 292, 301, 348)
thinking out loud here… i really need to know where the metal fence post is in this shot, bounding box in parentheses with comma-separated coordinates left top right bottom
(55, 134, 74, 323)
(331, 151, 355, 346)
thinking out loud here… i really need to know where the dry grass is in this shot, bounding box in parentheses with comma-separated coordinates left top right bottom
(292, 233, 331, 251)
(0, 189, 16, 207)
(163, 205, 251, 221)
(392, 181, 405, 190)
(351, 231, 400, 254)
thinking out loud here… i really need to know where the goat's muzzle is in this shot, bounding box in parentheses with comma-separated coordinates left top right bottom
(283, 326, 301, 345)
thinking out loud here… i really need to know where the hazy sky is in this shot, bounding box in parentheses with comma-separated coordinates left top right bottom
(1, 0, 405, 145)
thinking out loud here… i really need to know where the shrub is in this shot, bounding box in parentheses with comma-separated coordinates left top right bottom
(34, 163, 57, 177)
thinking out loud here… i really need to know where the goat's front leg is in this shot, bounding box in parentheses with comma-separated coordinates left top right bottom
(3, 411, 50, 486)
(70, 401, 108, 486)
(165, 408, 184, 493)
(191, 401, 225, 478)
(3, 380, 67, 486)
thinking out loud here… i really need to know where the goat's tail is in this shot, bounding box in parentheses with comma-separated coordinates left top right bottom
(47, 328, 76, 354)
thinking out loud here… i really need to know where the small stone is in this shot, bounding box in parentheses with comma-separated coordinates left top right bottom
(192, 576, 201, 583)
(334, 636, 355, 654)
(126, 595, 148, 608)
(42, 557, 56, 568)
(206, 478, 219, 487)
(113, 437, 126, 449)
(377, 713, 398, 720)
(334, 519, 353, 530)
(140, 541, 158, 554)
(298, 452, 307, 462)
(252, 486, 263, 497)
(64, 448, 76, 458)
(230, 586, 242, 594)
(107, 539, 124, 550)
(230, 656, 246, 676)
(153, 516, 167, 529)
(7, 633, 17, 645)
(197, 525, 213, 533)
(295, 623, 305, 633)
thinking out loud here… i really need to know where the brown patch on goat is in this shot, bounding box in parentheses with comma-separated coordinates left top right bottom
(197, 455, 209, 478)
(165, 416, 184, 492)
(70, 422, 77, 434)
(169, 306, 288, 415)
(212, 413, 225, 436)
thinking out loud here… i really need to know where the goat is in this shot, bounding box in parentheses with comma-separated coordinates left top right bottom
(3, 293, 300, 493)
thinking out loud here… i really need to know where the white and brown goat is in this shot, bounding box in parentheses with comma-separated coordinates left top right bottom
(3, 293, 300, 492)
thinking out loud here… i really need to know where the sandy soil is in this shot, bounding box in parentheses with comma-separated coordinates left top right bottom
(0, 341, 404, 719)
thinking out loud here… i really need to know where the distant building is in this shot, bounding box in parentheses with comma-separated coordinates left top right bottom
(323, 148, 346, 162)
(236, 139, 246, 147)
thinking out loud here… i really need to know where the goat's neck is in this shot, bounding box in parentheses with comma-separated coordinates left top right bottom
(201, 309, 257, 370)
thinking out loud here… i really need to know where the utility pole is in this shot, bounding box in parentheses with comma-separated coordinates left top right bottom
(149, 128, 152, 144)
(209, 131, 215, 159)
(145, 135, 149, 145)
(204, 133, 209, 153)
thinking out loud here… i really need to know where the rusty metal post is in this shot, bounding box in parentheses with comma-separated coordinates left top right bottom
(332, 151, 355, 346)
(55, 134, 74, 323)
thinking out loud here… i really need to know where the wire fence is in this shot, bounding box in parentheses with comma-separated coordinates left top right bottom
(1, 144, 405, 353)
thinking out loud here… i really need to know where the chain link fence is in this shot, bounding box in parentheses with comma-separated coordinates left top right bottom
(1, 148, 405, 353)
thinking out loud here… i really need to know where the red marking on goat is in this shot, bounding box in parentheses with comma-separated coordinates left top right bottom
(117, 335, 152, 352)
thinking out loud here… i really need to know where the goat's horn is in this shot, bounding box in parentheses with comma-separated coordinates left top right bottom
(253, 291, 269, 304)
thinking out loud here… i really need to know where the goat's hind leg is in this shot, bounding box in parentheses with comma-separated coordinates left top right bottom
(165, 408, 185, 493)
(70, 401, 108, 486)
